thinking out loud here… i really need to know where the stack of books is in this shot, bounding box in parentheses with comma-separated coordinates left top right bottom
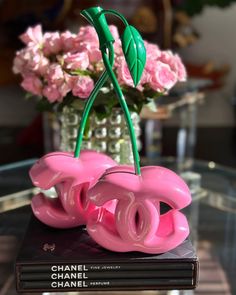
(16, 217, 198, 292)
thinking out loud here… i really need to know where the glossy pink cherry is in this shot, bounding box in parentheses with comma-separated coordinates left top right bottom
(30, 150, 116, 228)
(87, 165, 191, 254)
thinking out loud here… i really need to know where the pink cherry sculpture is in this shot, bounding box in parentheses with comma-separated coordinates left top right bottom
(30, 150, 116, 228)
(87, 165, 192, 254)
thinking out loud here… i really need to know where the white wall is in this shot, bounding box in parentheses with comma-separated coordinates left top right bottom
(177, 4, 236, 127)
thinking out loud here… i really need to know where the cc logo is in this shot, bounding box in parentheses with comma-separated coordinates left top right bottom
(87, 165, 191, 254)
(30, 151, 116, 228)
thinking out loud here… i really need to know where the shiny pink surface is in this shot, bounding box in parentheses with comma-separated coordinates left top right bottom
(30, 151, 116, 228)
(87, 165, 191, 254)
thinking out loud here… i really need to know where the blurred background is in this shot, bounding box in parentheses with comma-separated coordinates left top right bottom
(1, 2, 236, 295)
(0, 0, 236, 167)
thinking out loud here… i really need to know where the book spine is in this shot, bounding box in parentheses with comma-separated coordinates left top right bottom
(19, 278, 193, 291)
(20, 269, 193, 281)
(19, 262, 194, 273)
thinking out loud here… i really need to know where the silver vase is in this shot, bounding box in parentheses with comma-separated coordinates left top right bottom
(58, 106, 141, 164)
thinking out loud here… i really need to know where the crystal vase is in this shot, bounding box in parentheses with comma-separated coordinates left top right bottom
(56, 106, 141, 164)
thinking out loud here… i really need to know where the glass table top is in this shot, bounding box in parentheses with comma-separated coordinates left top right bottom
(0, 157, 236, 295)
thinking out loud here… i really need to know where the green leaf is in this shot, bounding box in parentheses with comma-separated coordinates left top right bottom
(25, 92, 34, 100)
(121, 25, 146, 87)
(69, 69, 91, 76)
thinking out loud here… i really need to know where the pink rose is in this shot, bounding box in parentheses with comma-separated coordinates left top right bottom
(44, 65, 72, 99)
(173, 54, 187, 82)
(75, 26, 102, 63)
(116, 57, 134, 87)
(109, 25, 120, 40)
(159, 51, 187, 82)
(77, 42, 102, 63)
(20, 24, 43, 46)
(145, 42, 162, 60)
(77, 26, 98, 45)
(114, 39, 123, 56)
(59, 82, 71, 97)
(46, 64, 64, 86)
(87, 47, 102, 63)
(150, 61, 177, 91)
(61, 31, 77, 52)
(33, 52, 49, 75)
(42, 84, 63, 103)
(43, 32, 62, 55)
(140, 69, 152, 85)
(159, 51, 173, 64)
(72, 76, 94, 99)
(64, 72, 75, 89)
(14, 46, 49, 75)
(63, 51, 89, 70)
(12, 51, 26, 74)
(21, 74, 42, 96)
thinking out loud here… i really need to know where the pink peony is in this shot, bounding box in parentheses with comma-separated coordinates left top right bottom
(20, 24, 43, 46)
(42, 84, 63, 103)
(43, 32, 62, 55)
(72, 76, 94, 99)
(63, 51, 89, 70)
(21, 74, 42, 96)
(150, 61, 177, 91)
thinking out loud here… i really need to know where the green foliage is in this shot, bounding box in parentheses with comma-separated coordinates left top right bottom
(57, 95, 75, 112)
(121, 25, 146, 87)
(177, 0, 236, 16)
(143, 85, 163, 100)
(93, 90, 118, 120)
(122, 86, 147, 113)
(34, 85, 162, 116)
(36, 98, 56, 112)
(71, 99, 86, 111)
(25, 92, 34, 100)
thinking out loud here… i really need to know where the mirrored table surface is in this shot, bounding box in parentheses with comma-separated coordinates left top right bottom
(0, 157, 235, 295)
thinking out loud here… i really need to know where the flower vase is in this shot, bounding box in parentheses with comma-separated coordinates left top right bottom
(57, 106, 141, 164)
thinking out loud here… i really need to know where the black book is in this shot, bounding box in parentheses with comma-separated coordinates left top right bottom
(15, 216, 198, 292)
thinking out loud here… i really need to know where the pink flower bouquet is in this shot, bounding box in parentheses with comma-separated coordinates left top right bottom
(13, 24, 186, 116)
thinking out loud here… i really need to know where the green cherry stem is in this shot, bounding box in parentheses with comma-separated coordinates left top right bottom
(102, 43, 141, 176)
(99, 9, 129, 27)
(75, 7, 141, 175)
(74, 43, 115, 158)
